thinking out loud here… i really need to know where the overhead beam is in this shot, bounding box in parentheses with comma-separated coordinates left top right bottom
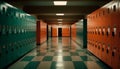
(23, 6, 100, 14)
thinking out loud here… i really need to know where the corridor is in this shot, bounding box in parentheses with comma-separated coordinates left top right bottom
(8, 37, 110, 69)
(0, 0, 120, 69)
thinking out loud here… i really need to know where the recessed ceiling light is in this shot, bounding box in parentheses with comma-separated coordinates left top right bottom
(54, 1, 67, 6)
(56, 13, 64, 16)
(57, 19, 63, 21)
(58, 22, 62, 23)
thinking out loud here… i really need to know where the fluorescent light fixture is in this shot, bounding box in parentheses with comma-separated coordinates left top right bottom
(56, 13, 64, 16)
(54, 1, 67, 6)
(58, 22, 62, 23)
(57, 19, 63, 21)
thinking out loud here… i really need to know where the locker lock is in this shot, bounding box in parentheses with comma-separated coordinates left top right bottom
(106, 49, 109, 54)
(112, 51, 115, 57)
(102, 48, 104, 51)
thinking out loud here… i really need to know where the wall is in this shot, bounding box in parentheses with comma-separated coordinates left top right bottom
(71, 19, 87, 48)
(37, 20, 47, 45)
(0, 2, 36, 69)
(87, 1, 120, 69)
(51, 25, 70, 37)
(71, 23, 76, 41)
(52, 25, 58, 37)
(62, 26, 70, 37)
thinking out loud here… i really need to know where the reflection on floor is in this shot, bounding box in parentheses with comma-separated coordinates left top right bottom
(8, 37, 110, 69)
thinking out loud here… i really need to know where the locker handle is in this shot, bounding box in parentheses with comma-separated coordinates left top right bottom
(106, 31, 109, 36)
(112, 51, 115, 57)
(112, 32, 115, 37)
(106, 49, 109, 54)
(102, 31, 104, 35)
(98, 46, 100, 49)
(102, 48, 104, 51)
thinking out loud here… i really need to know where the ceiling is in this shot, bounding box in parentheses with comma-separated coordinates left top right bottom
(5, 0, 111, 25)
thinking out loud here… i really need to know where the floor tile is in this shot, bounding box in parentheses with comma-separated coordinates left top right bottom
(8, 61, 29, 69)
(50, 61, 57, 69)
(8, 37, 111, 69)
(96, 61, 111, 69)
(21, 56, 34, 61)
(46, 52, 54, 56)
(73, 61, 87, 69)
(24, 61, 40, 69)
(78, 52, 87, 56)
(63, 52, 71, 56)
(32, 56, 44, 61)
(70, 52, 79, 56)
(80, 56, 93, 61)
(63, 61, 75, 69)
(43, 56, 53, 61)
(85, 61, 102, 69)
(37, 61, 51, 69)
(63, 56, 72, 61)
(37, 52, 46, 56)
(71, 56, 82, 61)
(53, 56, 63, 62)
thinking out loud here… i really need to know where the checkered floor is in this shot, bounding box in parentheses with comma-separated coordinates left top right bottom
(8, 37, 110, 69)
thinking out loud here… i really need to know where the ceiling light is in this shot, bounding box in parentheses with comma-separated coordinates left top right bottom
(56, 13, 64, 16)
(57, 19, 63, 21)
(58, 22, 62, 23)
(54, 1, 67, 6)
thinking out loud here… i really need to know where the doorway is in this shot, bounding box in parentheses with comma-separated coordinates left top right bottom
(58, 28, 62, 37)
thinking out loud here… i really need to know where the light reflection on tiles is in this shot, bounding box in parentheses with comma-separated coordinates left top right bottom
(8, 37, 110, 69)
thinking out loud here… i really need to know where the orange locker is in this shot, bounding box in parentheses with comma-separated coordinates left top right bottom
(105, 44, 112, 67)
(101, 44, 106, 62)
(52, 26, 58, 37)
(111, 47, 119, 69)
(36, 20, 47, 45)
(62, 27, 70, 37)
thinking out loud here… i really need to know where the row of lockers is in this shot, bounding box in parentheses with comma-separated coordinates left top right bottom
(36, 20, 47, 45)
(87, 39, 120, 69)
(50, 25, 71, 37)
(87, 1, 120, 69)
(0, 2, 36, 69)
(71, 24, 76, 41)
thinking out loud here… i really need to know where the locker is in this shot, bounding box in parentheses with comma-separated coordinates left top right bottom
(0, 2, 36, 68)
(101, 43, 106, 62)
(111, 48, 119, 69)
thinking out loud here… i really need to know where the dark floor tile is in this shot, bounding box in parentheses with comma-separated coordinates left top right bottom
(24, 61, 40, 69)
(96, 61, 112, 69)
(63, 56, 72, 61)
(50, 61, 57, 69)
(73, 61, 87, 69)
(80, 56, 92, 61)
(70, 52, 79, 56)
(43, 56, 53, 61)
(37, 52, 46, 56)
(21, 56, 34, 61)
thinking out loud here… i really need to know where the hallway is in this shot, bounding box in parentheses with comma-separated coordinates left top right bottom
(0, 0, 120, 69)
(8, 37, 110, 69)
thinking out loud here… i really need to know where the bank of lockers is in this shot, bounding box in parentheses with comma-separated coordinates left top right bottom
(87, 1, 120, 69)
(0, 1, 36, 69)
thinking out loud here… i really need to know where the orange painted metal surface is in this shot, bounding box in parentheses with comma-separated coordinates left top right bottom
(62, 26, 70, 37)
(87, 1, 120, 69)
(36, 20, 47, 44)
(71, 24, 76, 41)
